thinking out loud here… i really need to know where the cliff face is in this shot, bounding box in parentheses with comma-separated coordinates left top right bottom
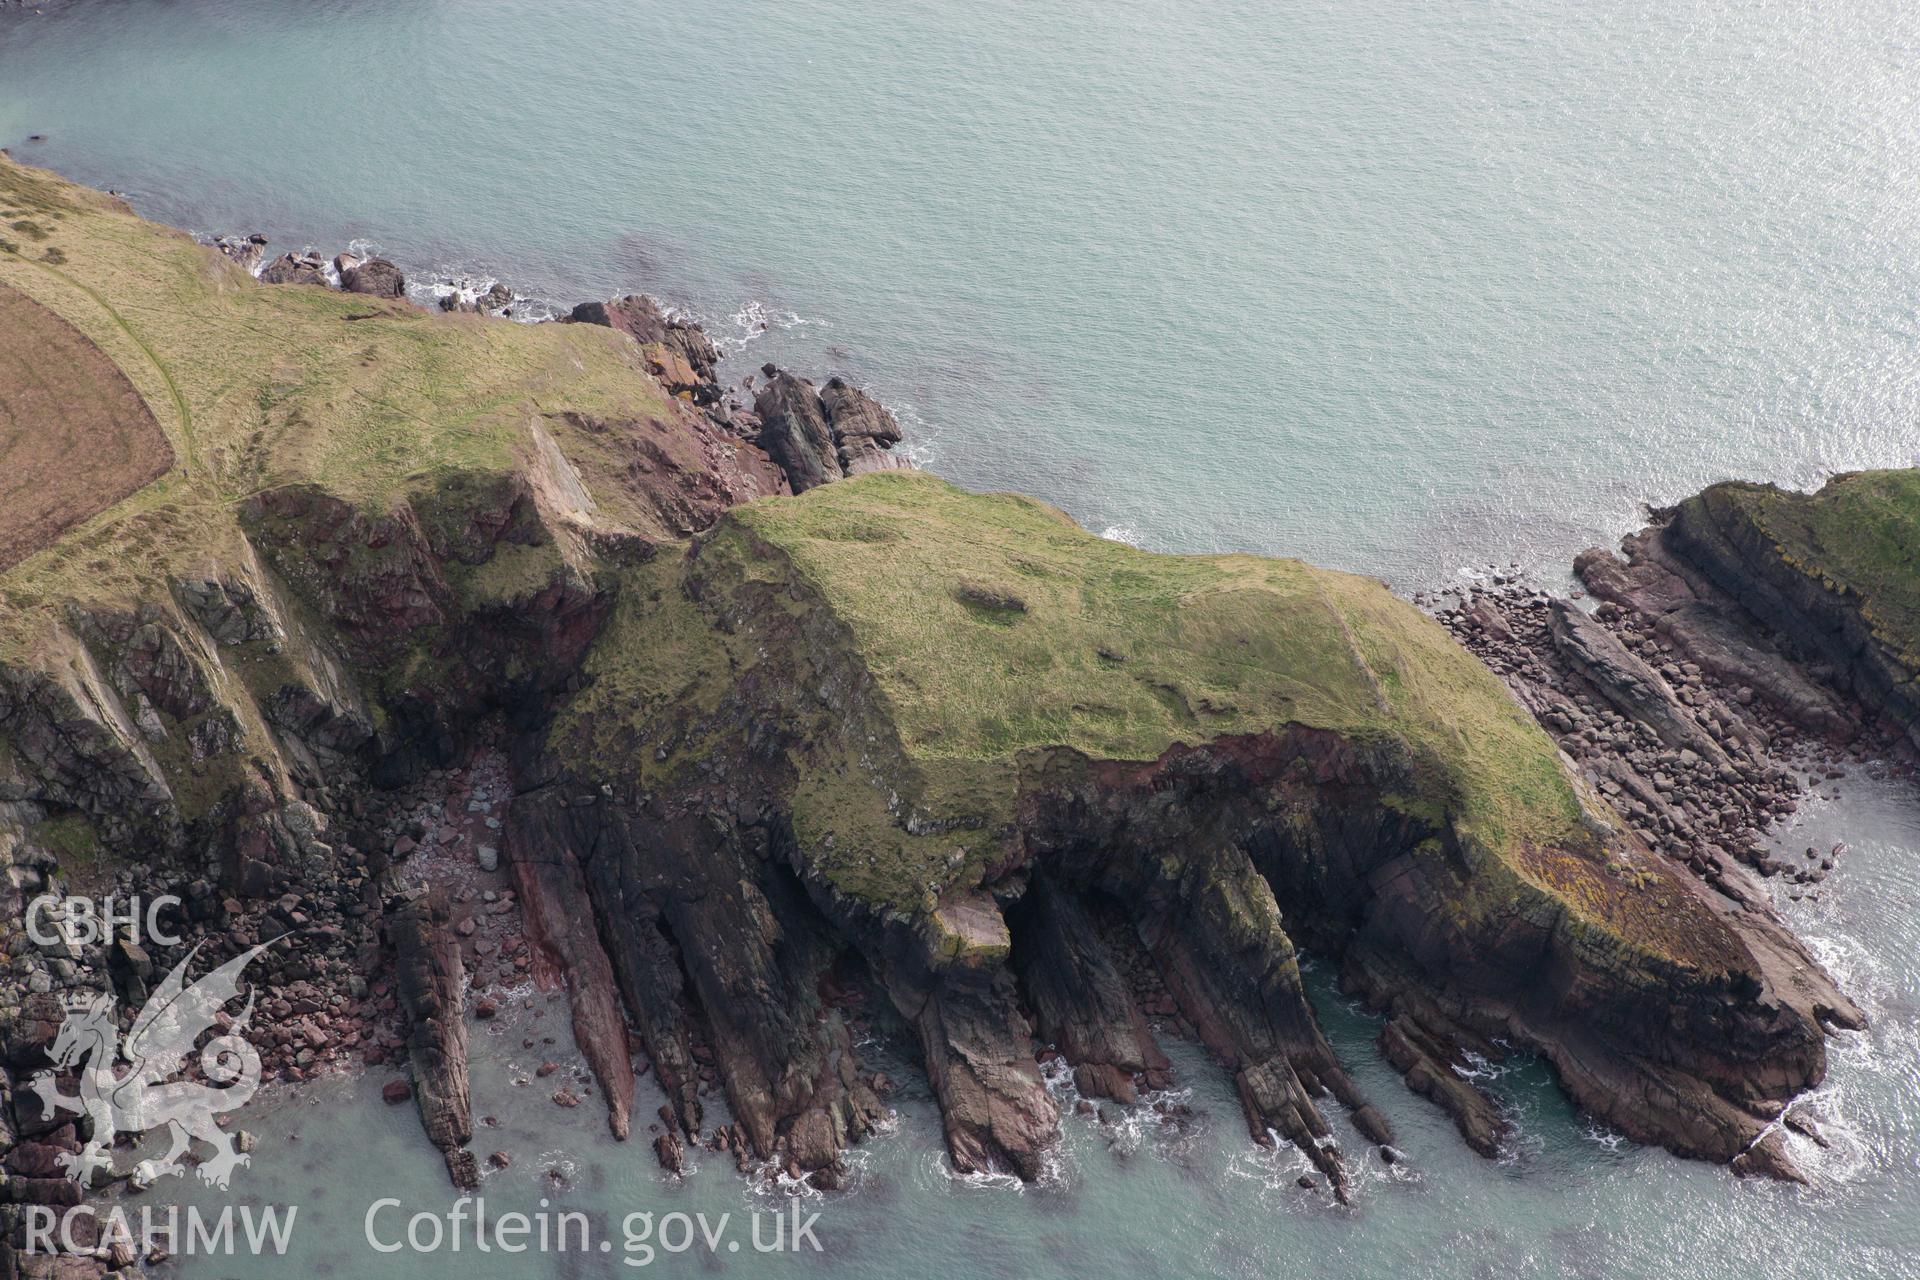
(1659, 473, 1919, 744)
(0, 154, 1869, 1240)
(1575, 472, 1920, 748)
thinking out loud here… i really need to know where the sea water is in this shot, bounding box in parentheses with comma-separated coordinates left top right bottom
(2, 2, 1917, 1275)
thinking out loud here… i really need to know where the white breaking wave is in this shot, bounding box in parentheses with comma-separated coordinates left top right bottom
(884, 399, 939, 470)
(710, 299, 824, 354)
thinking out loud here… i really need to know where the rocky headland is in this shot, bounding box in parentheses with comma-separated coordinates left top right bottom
(0, 154, 1904, 1276)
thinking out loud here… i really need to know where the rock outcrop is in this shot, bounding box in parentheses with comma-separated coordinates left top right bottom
(213, 232, 268, 274)
(818, 377, 908, 478)
(1547, 599, 1733, 768)
(565, 295, 721, 402)
(1010, 877, 1172, 1105)
(1437, 585, 1798, 905)
(439, 282, 513, 314)
(751, 366, 842, 492)
(258, 250, 328, 286)
(337, 254, 406, 298)
(506, 823, 635, 1139)
(753, 365, 906, 492)
(1574, 539, 1855, 742)
(1578, 472, 1920, 747)
(385, 885, 478, 1189)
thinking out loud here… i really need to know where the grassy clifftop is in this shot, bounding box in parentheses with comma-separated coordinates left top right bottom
(733, 470, 1581, 850)
(557, 471, 1725, 965)
(1, 153, 1717, 968)
(0, 154, 680, 656)
(1692, 469, 1920, 672)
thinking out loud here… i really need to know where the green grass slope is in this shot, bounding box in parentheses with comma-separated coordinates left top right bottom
(0, 154, 679, 657)
(734, 471, 1580, 851)
(559, 472, 1724, 966)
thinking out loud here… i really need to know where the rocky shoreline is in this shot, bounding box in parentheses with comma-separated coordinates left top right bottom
(0, 171, 1907, 1277)
(206, 230, 909, 490)
(1430, 570, 1909, 911)
(0, 210, 918, 1275)
(1404, 499, 1920, 1163)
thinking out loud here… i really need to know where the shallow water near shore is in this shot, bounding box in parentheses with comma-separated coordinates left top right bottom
(4, 1, 1920, 1275)
(3, 0, 1919, 587)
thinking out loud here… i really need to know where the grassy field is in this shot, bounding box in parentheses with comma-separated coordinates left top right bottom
(0, 153, 680, 658)
(0, 281, 172, 572)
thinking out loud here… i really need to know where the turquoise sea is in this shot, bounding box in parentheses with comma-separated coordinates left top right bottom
(2, 1, 1918, 1276)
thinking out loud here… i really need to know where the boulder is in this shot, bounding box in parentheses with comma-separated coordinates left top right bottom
(340, 256, 406, 299)
(820, 377, 907, 477)
(258, 251, 327, 286)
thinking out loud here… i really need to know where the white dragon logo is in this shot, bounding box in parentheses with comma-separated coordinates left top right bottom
(29, 941, 274, 1190)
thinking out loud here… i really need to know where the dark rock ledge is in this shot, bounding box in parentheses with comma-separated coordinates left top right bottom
(1417, 475, 1920, 1167)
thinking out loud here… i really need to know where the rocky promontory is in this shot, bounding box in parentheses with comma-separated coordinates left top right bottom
(0, 154, 1889, 1274)
(1579, 472, 1920, 748)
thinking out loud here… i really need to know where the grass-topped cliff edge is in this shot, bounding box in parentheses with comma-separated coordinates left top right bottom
(0, 152, 706, 658)
(555, 469, 1725, 964)
(1666, 470, 1920, 742)
(1684, 470, 1920, 666)
(0, 150, 1686, 961)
